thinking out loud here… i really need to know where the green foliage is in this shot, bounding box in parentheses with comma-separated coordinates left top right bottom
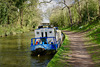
(0, 0, 41, 25)
(65, 16, 100, 67)
(0, 0, 42, 36)
(81, 0, 98, 23)
(49, 0, 100, 66)
(0, 0, 18, 24)
(50, 8, 66, 27)
(22, 0, 42, 27)
(49, 0, 99, 28)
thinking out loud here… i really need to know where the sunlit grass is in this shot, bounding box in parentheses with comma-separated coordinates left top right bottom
(47, 35, 70, 67)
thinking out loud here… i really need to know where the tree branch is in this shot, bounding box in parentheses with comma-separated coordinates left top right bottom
(63, 0, 69, 8)
(59, 0, 70, 10)
(62, 6, 67, 10)
(39, 0, 52, 4)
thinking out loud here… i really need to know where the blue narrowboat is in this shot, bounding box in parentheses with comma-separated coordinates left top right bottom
(30, 25, 64, 55)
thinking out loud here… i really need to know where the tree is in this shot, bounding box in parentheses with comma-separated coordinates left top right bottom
(50, 7, 65, 27)
(98, 0, 100, 16)
(40, 0, 74, 29)
(0, 0, 18, 25)
(59, 0, 73, 29)
(23, 0, 42, 27)
(74, 0, 82, 25)
(0, 0, 42, 28)
(14, 0, 28, 27)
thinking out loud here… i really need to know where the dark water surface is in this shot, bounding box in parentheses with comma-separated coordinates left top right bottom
(0, 32, 53, 67)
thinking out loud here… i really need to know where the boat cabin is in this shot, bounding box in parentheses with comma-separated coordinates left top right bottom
(35, 28, 56, 44)
(35, 28, 55, 38)
(31, 25, 64, 53)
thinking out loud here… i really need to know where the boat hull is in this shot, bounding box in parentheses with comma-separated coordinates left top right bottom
(30, 32, 65, 55)
(31, 49, 57, 56)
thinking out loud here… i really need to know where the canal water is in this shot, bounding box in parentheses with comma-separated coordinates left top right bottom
(0, 32, 54, 67)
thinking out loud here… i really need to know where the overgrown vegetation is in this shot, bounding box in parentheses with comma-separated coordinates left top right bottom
(47, 35, 70, 67)
(50, 0, 99, 28)
(0, 0, 42, 37)
(49, 0, 100, 66)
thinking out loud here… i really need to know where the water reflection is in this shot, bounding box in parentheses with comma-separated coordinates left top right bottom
(0, 32, 53, 67)
(31, 55, 54, 67)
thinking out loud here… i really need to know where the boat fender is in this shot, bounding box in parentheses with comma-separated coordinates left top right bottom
(38, 54, 40, 57)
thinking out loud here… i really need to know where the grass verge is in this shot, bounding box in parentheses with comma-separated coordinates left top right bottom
(85, 37, 100, 67)
(47, 35, 70, 67)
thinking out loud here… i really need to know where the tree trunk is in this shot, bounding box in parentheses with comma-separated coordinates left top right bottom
(99, 0, 100, 16)
(0, 9, 2, 24)
(86, 0, 90, 21)
(20, 8, 23, 28)
(75, 0, 82, 25)
(7, 16, 10, 24)
(67, 7, 73, 29)
(78, 1, 82, 24)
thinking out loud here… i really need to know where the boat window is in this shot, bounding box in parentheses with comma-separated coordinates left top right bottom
(37, 32, 39, 34)
(49, 31, 52, 33)
(41, 32, 43, 37)
(45, 32, 47, 37)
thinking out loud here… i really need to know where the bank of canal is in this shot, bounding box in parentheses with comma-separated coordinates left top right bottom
(47, 34, 70, 67)
(0, 31, 54, 67)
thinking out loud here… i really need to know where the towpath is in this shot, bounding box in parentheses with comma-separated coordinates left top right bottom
(63, 31, 94, 67)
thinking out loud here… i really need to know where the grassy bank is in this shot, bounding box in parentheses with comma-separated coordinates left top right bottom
(60, 18, 100, 67)
(47, 35, 70, 67)
(0, 24, 34, 37)
(60, 17, 100, 45)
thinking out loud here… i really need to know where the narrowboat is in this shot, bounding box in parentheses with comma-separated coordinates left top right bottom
(30, 25, 64, 55)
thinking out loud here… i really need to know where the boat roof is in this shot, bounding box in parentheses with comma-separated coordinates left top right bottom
(36, 27, 54, 30)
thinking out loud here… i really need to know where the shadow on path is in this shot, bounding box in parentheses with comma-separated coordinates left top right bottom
(63, 31, 94, 67)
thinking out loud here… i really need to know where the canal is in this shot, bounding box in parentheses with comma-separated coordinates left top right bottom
(0, 32, 54, 67)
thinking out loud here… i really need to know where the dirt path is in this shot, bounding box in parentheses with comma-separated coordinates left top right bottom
(63, 31, 94, 67)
